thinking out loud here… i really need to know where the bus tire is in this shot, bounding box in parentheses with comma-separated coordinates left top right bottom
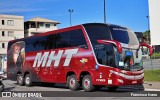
(68, 75, 80, 91)
(108, 86, 118, 91)
(24, 74, 33, 87)
(82, 75, 95, 92)
(17, 74, 24, 86)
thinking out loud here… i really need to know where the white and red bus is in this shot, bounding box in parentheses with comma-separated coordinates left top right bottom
(7, 23, 152, 92)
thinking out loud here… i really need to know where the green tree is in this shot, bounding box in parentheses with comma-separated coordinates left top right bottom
(143, 30, 150, 43)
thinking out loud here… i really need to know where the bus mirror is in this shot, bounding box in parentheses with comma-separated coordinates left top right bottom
(97, 40, 122, 54)
(140, 43, 153, 56)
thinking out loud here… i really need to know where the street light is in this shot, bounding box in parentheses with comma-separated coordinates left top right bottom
(68, 9, 74, 26)
(146, 15, 150, 44)
(104, 0, 106, 23)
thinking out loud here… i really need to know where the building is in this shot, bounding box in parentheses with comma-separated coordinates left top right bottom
(0, 14, 24, 71)
(24, 17, 60, 37)
(148, 0, 160, 46)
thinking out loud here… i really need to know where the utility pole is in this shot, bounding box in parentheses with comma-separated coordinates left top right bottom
(104, 0, 106, 23)
(68, 9, 74, 26)
(146, 15, 150, 44)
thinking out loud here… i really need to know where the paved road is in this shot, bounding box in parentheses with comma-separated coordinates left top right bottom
(0, 80, 160, 100)
(143, 59, 160, 70)
(2, 80, 145, 92)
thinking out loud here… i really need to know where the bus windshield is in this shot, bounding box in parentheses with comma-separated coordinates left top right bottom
(108, 25, 139, 45)
(84, 23, 142, 71)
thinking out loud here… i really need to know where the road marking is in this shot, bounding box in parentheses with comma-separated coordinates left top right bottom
(145, 88, 160, 91)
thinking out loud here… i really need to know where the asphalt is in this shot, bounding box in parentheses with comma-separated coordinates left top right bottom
(143, 58, 160, 70)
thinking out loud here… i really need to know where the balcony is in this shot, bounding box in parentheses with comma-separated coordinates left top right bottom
(0, 36, 14, 42)
(26, 28, 55, 33)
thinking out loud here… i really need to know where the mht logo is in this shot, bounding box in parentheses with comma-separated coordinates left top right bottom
(32, 49, 78, 67)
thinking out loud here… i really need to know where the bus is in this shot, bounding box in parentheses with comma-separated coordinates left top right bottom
(7, 23, 152, 92)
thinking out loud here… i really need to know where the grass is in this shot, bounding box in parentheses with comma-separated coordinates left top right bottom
(151, 52, 160, 59)
(144, 70, 160, 82)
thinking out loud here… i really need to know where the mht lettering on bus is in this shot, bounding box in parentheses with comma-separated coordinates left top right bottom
(32, 49, 78, 67)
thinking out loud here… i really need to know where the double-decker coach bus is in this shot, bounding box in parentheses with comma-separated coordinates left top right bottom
(7, 23, 152, 92)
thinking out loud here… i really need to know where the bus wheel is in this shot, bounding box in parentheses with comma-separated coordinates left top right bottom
(24, 74, 33, 87)
(107, 86, 118, 91)
(17, 74, 24, 86)
(82, 75, 95, 92)
(68, 75, 80, 91)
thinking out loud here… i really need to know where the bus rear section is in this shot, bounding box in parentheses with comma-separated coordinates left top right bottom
(7, 23, 152, 92)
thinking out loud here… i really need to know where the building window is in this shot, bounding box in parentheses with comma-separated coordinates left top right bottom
(39, 23, 44, 27)
(45, 24, 50, 28)
(2, 31, 5, 36)
(2, 43, 5, 48)
(2, 20, 4, 25)
(8, 31, 14, 37)
(54, 24, 57, 26)
(7, 20, 14, 26)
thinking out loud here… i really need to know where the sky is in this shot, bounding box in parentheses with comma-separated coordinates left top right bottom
(0, 0, 149, 32)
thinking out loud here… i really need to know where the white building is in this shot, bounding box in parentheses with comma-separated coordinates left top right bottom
(148, 0, 160, 45)
(24, 17, 60, 37)
(0, 14, 24, 71)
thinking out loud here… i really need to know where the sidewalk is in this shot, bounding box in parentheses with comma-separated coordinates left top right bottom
(144, 81, 160, 90)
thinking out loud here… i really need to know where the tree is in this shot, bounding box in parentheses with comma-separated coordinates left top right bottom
(143, 30, 150, 44)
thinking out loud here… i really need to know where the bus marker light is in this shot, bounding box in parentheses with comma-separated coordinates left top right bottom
(100, 72, 102, 78)
(95, 65, 98, 70)
(80, 58, 88, 64)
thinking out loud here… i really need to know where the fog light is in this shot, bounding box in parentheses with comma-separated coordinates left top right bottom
(118, 79, 124, 83)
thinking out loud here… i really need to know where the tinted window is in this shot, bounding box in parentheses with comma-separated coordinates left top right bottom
(25, 29, 88, 52)
(84, 24, 111, 46)
(84, 24, 116, 66)
(25, 36, 49, 52)
(108, 25, 139, 45)
(69, 30, 88, 49)
(55, 29, 88, 49)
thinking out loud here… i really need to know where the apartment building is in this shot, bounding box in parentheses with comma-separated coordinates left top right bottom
(0, 14, 24, 71)
(24, 17, 60, 37)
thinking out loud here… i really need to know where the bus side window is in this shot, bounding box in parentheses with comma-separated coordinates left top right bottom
(54, 29, 88, 49)
(55, 32, 70, 48)
(25, 36, 48, 52)
(68, 29, 88, 49)
(46, 34, 56, 50)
